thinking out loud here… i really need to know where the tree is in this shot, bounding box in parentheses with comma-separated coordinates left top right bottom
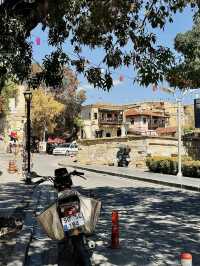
(54, 89, 86, 140)
(31, 64, 85, 138)
(54, 71, 86, 136)
(31, 88, 64, 140)
(62, 89, 86, 132)
(0, 1, 198, 92)
(166, 14, 200, 89)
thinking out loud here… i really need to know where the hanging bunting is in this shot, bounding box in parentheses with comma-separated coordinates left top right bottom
(119, 75, 124, 82)
(35, 37, 41, 46)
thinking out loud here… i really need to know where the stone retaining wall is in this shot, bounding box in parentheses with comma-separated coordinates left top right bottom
(76, 136, 181, 168)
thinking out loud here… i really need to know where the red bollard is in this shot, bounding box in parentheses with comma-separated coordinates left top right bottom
(180, 253, 192, 266)
(111, 211, 119, 249)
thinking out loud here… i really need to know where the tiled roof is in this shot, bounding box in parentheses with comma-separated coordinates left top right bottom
(31, 63, 43, 74)
(83, 103, 124, 111)
(156, 127, 177, 134)
(125, 109, 169, 117)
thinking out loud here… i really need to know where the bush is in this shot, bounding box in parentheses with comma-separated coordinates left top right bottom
(182, 161, 200, 178)
(146, 156, 200, 178)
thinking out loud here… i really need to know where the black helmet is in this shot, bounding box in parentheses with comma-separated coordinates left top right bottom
(54, 168, 68, 177)
(54, 168, 72, 189)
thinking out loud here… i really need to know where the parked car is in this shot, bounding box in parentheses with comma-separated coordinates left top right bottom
(52, 142, 79, 156)
(46, 143, 59, 154)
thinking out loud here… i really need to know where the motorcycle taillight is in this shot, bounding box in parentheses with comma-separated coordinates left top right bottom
(63, 206, 77, 216)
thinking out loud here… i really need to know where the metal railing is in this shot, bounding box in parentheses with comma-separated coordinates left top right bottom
(98, 118, 123, 124)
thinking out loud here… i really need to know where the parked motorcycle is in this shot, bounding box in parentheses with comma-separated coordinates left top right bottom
(116, 145, 131, 167)
(36, 168, 101, 266)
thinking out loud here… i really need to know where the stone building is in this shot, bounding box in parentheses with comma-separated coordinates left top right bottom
(125, 109, 169, 136)
(80, 101, 195, 139)
(0, 85, 26, 148)
(80, 103, 126, 139)
(161, 102, 194, 129)
(125, 101, 194, 136)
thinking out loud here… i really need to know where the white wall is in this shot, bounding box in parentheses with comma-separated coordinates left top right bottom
(127, 116, 149, 132)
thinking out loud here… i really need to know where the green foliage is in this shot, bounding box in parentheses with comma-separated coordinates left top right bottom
(183, 126, 195, 135)
(146, 156, 178, 175)
(31, 88, 64, 139)
(46, 67, 86, 134)
(0, 80, 18, 115)
(146, 156, 200, 177)
(166, 13, 200, 89)
(182, 161, 200, 178)
(0, 1, 198, 91)
(74, 116, 84, 129)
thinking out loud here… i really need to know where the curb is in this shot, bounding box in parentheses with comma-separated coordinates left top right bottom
(59, 162, 200, 192)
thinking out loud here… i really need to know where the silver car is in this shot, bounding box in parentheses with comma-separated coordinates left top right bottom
(52, 143, 78, 156)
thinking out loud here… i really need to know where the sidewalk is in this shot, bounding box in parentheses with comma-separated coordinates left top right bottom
(59, 160, 200, 192)
(0, 153, 57, 265)
(0, 153, 34, 265)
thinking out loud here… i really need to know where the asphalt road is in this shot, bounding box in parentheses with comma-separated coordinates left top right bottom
(28, 154, 200, 265)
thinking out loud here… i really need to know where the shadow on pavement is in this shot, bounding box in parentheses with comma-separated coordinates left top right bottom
(0, 182, 33, 265)
(2, 182, 200, 266)
(76, 186, 200, 266)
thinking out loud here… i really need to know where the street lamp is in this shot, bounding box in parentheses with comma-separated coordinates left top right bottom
(24, 89, 32, 184)
(177, 96, 183, 177)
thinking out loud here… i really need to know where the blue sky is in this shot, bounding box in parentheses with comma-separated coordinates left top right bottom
(31, 7, 196, 105)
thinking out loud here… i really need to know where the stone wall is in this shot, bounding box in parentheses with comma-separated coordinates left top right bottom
(0, 85, 26, 145)
(76, 136, 180, 168)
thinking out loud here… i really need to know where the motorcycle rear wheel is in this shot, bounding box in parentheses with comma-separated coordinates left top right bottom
(72, 234, 92, 266)
(58, 235, 92, 266)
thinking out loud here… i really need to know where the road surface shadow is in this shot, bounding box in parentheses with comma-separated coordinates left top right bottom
(76, 185, 200, 266)
(3, 182, 200, 266)
(0, 182, 33, 265)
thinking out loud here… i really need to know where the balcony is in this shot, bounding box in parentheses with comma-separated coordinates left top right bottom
(99, 118, 123, 125)
(148, 122, 165, 130)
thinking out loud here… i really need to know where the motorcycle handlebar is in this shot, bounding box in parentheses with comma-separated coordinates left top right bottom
(71, 170, 87, 180)
(72, 170, 84, 176)
(34, 170, 86, 186)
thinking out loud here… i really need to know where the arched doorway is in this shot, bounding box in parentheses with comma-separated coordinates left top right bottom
(117, 128, 122, 137)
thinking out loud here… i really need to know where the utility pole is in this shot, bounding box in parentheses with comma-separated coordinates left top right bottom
(177, 98, 182, 177)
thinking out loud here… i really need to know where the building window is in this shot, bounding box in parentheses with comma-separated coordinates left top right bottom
(106, 132, 111, 137)
(81, 130, 86, 139)
(94, 112, 97, 120)
(131, 119, 135, 125)
(143, 117, 147, 124)
(95, 130, 103, 138)
(107, 113, 112, 118)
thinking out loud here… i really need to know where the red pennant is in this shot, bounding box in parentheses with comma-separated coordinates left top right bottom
(35, 37, 41, 45)
(119, 75, 124, 82)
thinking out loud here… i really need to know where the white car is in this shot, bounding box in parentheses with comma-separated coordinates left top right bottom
(52, 143, 79, 156)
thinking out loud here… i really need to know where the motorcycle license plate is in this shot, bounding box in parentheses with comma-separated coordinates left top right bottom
(61, 213, 85, 231)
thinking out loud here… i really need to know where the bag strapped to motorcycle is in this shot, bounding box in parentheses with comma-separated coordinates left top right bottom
(36, 191, 101, 240)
